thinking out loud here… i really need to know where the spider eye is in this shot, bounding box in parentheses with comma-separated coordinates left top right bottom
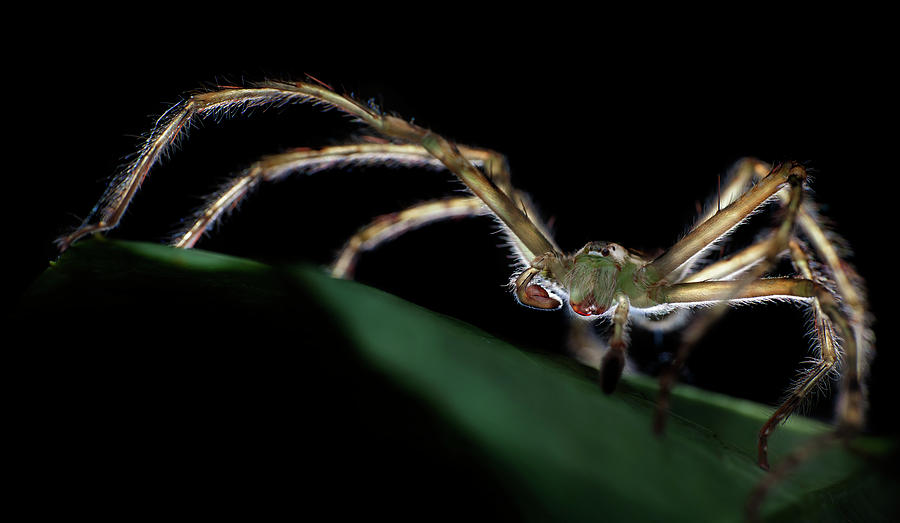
(601, 248, 610, 256)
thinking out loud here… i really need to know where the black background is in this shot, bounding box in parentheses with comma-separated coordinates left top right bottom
(9, 48, 895, 517)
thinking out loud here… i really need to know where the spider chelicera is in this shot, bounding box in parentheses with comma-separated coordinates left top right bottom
(57, 76, 873, 516)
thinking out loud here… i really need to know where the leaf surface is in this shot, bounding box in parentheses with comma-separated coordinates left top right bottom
(18, 240, 897, 522)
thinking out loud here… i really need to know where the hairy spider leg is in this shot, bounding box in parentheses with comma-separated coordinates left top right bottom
(58, 85, 355, 250)
(678, 158, 870, 382)
(58, 81, 563, 279)
(703, 158, 869, 356)
(675, 159, 870, 471)
(663, 221, 844, 470)
(640, 162, 801, 284)
(722, 164, 871, 519)
(330, 196, 487, 279)
(328, 181, 558, 281)
(656, 275, 857, 519)
(159, 136, 552, 279)
(652, 175, 806, 452)
(747, 159, 870, 373)
(782, 191, 871, 436)
(669, 157, 773, 282)
(170, 143, 501, 249)
(674, 158, 782, 284)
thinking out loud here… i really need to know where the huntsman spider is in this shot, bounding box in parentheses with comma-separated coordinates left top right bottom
(57, 77, 873, 517)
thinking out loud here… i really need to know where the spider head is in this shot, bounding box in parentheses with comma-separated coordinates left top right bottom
(565, 242, 628, 317)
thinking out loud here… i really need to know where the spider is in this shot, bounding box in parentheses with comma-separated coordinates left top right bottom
(57, 76, 873, 517)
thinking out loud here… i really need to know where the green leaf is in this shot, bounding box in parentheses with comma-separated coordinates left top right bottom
(18, 239, 898, 522)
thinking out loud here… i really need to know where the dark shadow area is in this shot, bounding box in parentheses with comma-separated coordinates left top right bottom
(12, 241, 525, 521)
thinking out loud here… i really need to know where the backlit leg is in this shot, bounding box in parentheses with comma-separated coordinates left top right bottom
(330, 197, 486, 278)
(641, 162, 804, 284)
(654, 275, 856, 470)
(59, 80, 562, 280)
(654, 178, 806, 435)
(672, 158, 773, 281)
(59, 83, 370, 250)
(170, 143, 498, 249)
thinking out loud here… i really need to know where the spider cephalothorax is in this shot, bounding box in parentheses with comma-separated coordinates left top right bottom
(566, 242, 653, 316)
(517, 241, 649, 313)
(58, 77, 872, 518)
